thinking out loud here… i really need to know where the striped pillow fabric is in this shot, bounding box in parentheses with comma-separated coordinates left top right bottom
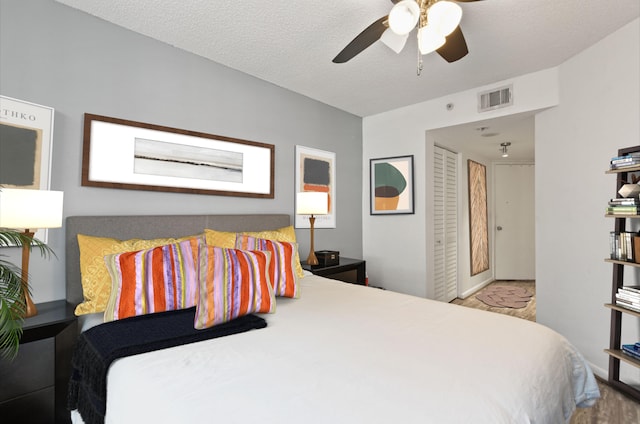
(194, 246, 275, 329)
(103, 238, 200, 322)
(235, 234, 300, 298)
(204, 225, 305, 278)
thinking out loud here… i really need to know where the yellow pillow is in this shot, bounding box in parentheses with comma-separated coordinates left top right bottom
(75, 233, 197, 315)
(204, 225, 304, 278)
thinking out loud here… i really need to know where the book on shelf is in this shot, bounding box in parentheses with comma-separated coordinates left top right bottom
(622, 344, 640, 360)
(610, 162, 640, 170)
(615, 293, 640, 306)
(616, 300, 640, 312)
(609, 198, 640, 206)
(609, 231, 640, 261)
(615, 287, 640, 312)
(606, 205, 640, 213)
(610, 153, 640, 169)
(611, 153, 640, 161)
(620, 285, 640, 295)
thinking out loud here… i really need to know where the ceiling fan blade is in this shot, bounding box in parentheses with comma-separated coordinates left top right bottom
(333, 16, 388, 63)
(453, 0, 484, 2)
(436, 25, 468, 63)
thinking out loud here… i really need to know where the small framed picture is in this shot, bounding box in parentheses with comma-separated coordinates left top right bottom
(294, 145, 336, 228)
(370, 155, 414, 215)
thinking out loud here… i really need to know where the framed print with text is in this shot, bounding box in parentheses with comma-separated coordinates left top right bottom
(0, 95, 55, 242)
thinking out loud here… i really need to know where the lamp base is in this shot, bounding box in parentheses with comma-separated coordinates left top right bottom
(307, 215, 319, 266)
(24, 288, 38, 318)
(306, 251, 319, 266)
(21, 229, 38, 318)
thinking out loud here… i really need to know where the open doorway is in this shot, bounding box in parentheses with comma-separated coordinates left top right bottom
(428, 112, 535, 299)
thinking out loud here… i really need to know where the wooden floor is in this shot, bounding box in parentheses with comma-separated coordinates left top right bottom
(451, 280, 640, 423)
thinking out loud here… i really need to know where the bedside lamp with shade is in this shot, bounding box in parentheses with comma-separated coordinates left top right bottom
(0, 188, 64, 317)
(296, 192, 329, 266)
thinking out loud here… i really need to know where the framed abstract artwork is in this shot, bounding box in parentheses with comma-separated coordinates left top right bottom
(468, 159, 489, 275)
(370, 155, 414, 215)
(82, 114, 275, 198)
(294, 145, 336, 228)
(0, 95, 55, 242)
(0, 95, 54, 191)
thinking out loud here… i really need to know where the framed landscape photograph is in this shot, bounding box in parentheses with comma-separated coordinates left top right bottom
(294, 145, 336, 228)
(82, 114, 275, 198)
(370, 155, 414, 215)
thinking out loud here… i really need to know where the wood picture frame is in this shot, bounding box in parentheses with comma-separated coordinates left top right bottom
(370, 155, 414, 215)
(468, 159, 489, 275)
(82, 114, 275, 198)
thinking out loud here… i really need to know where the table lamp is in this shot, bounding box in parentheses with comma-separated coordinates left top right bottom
(296, 192, 329, 266)
(0, 188, 64, 317)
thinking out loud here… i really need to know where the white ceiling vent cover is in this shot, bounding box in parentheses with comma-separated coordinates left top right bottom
(478, 85, 513, 112)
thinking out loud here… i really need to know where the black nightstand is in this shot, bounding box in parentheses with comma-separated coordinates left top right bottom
(303, 257, 367, 285)
(0, 300, 78, 424)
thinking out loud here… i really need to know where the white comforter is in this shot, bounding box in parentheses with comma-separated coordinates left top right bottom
(72, 275, 599, 424)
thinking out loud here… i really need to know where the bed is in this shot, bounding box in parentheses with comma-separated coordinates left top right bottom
(65, 214, 600, 424)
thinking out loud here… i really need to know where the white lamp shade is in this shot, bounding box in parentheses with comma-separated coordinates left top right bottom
(388, 0, 420, 36)
(0, 188, 64, 229)
(427, 1, 462, 37)
(380, 28, 409, 53)
(296, 192, 329, 215)
(418, 25, 446, 55)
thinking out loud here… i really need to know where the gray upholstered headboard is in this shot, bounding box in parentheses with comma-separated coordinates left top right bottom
(65, 214, 291, 306)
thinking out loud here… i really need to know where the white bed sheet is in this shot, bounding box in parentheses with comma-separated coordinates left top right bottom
(72, 275, 599, 424)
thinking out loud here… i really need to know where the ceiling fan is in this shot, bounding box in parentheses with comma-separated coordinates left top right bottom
(333, 0, 484, 68)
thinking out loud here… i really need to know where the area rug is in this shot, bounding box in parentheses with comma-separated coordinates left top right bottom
(476, 285, 533, 309)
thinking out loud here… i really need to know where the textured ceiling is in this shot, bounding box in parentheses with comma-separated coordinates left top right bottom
(53, 0, 639, 160)
(54, 0, 639, 117)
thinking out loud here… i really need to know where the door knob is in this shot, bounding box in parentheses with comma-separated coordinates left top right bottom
(497, 226, 503, 231)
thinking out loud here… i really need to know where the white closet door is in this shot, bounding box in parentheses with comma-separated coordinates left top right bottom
(433, 146, 458, 302)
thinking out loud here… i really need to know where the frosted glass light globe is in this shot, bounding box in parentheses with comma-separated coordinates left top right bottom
(388, 0, 420, 36)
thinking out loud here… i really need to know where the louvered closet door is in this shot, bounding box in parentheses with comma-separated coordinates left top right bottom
(433, 146, 458, 302)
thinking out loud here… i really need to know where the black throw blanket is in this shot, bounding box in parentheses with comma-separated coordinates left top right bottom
(68, 308, 266, 424)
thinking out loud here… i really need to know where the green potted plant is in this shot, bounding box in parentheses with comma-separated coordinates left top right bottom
(0, 229, 54, 360)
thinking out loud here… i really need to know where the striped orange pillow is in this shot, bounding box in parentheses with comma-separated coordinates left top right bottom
(194, 246, 275, 329)
(103, 238, 200, 321)
(235, 234, 299, 298)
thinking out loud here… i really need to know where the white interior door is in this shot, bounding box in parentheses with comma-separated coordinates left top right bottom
(494, 164, 535, 280)
(433, 146, 458, 301)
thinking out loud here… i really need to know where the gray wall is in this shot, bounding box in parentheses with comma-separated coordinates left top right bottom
(0, 0, 363, 303)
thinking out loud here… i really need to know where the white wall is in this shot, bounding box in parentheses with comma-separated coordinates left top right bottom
(363, 69, 559, 297)
(0, 0, 363, 303)
(363, 17, 639, 379)
(536, 18, 640, 379)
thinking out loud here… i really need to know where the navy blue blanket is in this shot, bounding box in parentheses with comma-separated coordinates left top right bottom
(68, 308, 266, 424)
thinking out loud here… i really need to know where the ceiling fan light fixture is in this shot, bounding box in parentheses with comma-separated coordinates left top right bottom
(418, 25, 446, 55)
(388, 0, 420, 36)
(380, 28, 409, 53)
(427, 1, 463, 37)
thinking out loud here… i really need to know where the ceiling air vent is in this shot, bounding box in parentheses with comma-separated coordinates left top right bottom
(478, 85, 513, 112)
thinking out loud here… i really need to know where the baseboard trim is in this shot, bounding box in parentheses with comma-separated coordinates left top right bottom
(458, 278, 494, 299)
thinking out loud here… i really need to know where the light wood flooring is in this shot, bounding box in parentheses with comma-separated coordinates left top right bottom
(451, 280, 640, 423)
